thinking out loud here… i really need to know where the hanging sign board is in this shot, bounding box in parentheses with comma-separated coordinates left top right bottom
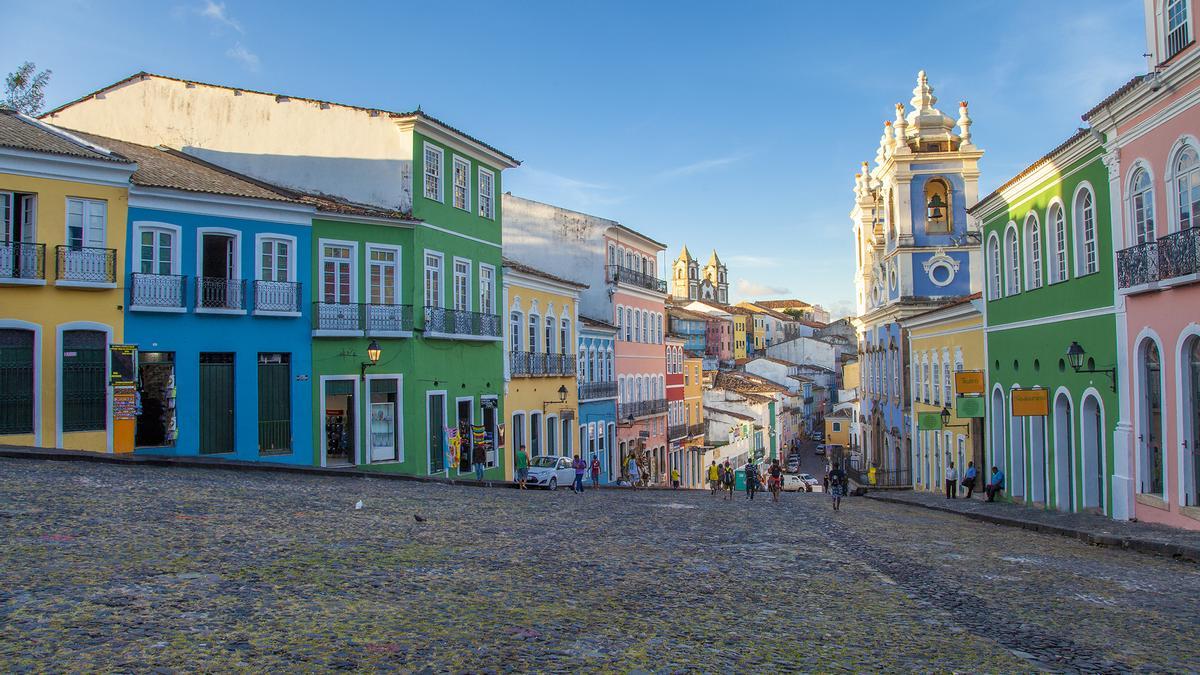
(954, 370, 986, 395)
(110, 345, 137, 386)
(955, 396, 986, 419)
(917, 412, 943, 431)
(1011, 388, 1049, 417)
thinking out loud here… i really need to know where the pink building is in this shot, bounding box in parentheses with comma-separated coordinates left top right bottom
(1090, 0, 1200, 529)
(607, 233, 669, 484)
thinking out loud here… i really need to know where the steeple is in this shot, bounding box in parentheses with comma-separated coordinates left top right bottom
(707, 249, 721, 267)
(679, 244, 694, 262)
(904, 70, 958, 147)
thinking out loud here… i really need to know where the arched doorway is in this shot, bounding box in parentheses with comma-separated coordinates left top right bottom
(1009, 411, 1026, 499)
(1029, 416, 1047, 505)
(1183, 336, 1200, 506)
(1080, 394, 1105, 512)
(1138, 339, 1164, 497)
(1054, 392, 1074, 511)
(871, 414, 884, 469)
(990, 389, 1006, 475)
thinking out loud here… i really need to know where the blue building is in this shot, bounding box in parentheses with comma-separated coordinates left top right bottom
(578, 316, 617, 483)
(87, 134, 317, 463)
(667, 307, 707, 354)
(849, 72, 983, 483)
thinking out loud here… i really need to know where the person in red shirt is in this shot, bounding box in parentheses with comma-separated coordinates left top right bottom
(589, 456, 602, 488)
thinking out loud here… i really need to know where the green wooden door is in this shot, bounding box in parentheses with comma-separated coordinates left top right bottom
(0, 329, 35, 434)
(257, 353, 291, 455)
(199, 353, 234, 454)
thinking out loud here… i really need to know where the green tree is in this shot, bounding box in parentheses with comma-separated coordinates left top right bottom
(3, 62, 52, 115)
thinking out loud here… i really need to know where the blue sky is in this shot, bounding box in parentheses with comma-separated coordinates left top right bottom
(7, 1, 1146, 317)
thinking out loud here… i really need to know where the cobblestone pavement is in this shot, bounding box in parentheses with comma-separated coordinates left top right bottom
(2, 458, 1199, 673)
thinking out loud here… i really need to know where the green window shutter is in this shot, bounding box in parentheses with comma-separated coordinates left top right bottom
(257, 353, 291, 455)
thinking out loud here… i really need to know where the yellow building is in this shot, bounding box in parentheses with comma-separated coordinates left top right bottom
(730, 309, 750, 360)
(824, 409, 851, 447)
(0, 110, 135, 453)
(683, 353, 704, 447)
(899, 294, 985, 495)
(501, 259, 585, 481)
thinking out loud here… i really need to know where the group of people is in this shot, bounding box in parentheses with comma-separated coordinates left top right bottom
(942, 461, 1007, 501)
(512, 445, 602, 492)
(701, 458, 849, 510)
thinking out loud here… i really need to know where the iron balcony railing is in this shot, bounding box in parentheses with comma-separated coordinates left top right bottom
(254, 280, 301, 313)
(196, 277, 246, 310)
(1157, 226, 1200, 281)
(55, 245, 115, 283)
(510, 351, 577, 377)
(605, 265, 668, 293)
(0, 241, 44, 280)
(130, 273, 186, 308)
(668, 424, 688, 441)
(424, 306, 502, 338)
(578, 380, 617, 400)
(312, 302, 414, 333)
(366, 303, 414, 333)
(1117, 240, 1160, 288)
(619, 398, 668, 420)
(688, 423, 706, 438)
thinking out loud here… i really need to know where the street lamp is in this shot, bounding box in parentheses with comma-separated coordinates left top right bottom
(542, 384, 569, 412)
(1064, 341, 1117, 392)
(939, 406, 969, 429)
(360, 339, 381, 379)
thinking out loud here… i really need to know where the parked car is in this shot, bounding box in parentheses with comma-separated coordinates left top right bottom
(525, 455, 574, 490)
(798, 473, 820, 488)
(781, 473, 807, 492)
(814, 445, 827, 455)
(786, 461, 801, 473)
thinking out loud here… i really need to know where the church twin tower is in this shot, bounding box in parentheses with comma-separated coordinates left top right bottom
(671, 246, 728, 304)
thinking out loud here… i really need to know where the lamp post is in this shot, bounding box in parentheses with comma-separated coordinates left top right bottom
(1065, 341, 1117, 392)
(542, 384, 569, 412)
(360, 339, 381, 379)
(939, 406, 969, 429)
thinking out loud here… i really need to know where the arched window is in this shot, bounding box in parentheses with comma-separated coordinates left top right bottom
(1049, 203, 1068, 283)
(988, 235, 1002, 299)
(510, 312, 521, 352)
(1025, 214, 1042, 289)
(560, 318, 569, 355)
(924, 178, 952, 233)
(608, 244, 616, 266)
(1131, 168, 1156, 245)
(642, 312, 649, 343)
(1184, 336, 1200, 506)
(1174, 145, 1200, 230)
(1004, 227, 1021, 295)
(544, 315, 554, 354)
(1140, 339, 1164, 496)
(942, 353, 952, 403)
(528, 314, 538, 353)
(1074, 188, 1098, 275)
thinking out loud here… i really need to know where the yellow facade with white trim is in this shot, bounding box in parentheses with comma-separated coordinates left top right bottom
(0, 171, 130, 453)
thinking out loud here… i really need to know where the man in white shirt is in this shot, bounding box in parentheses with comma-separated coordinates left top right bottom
(945, 462, 958, 500)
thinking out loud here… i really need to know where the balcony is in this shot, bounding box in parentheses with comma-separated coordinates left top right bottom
(668, 424, 688, 441)
(130, 273, 186, 311)
(688, 422, 706, 438)
(1118, 228, 1200, 292)
(0, 241, 45, 284)
(619, 398, 668, 420)
(196, 277, 246, 312)
(313, 302, 414, 336)
(510, 351, 577, 377)
(55, 245, 115, 286)
(254, 280, 301, 315)
(605, 265, 667, 294)
(424, 307, 502, 340)
(578, 380, 617, 401)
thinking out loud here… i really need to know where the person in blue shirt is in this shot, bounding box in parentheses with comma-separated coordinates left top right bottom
(961, 461, 979, 498)
(985, 465, 1005, 502)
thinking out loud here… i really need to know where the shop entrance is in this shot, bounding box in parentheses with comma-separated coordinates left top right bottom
(136, 352, 176, 448)
(324, 379, 356, 466)
(368, 378, 398, 463)
(456, 399, 473, 473)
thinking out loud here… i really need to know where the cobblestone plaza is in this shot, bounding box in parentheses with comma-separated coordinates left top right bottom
(1, 458, 1198, 672)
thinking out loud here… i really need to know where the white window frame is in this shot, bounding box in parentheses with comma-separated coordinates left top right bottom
(133, 221, 181, 276)
(452, 155, 471, 212)
(478, 167, 495, 219)
(987, 233, 1002, 300)
(256, 233, 297, 283)
(366, 243, 402, 305)
(1004, 223, 1021, 296)
(320, 238, 359, 304)
(423, 143, 444, 203)
(1049, 201, 1068, 283)
(424, 250, 444, 309)
(1130, 166, 1157, 245)
(479, 263, 496, 315)
(1072, 183, 1099, 277)
(1024, 214, 1042, 290)
(452, 257, 471, 312)
(65, 197, 107, 249)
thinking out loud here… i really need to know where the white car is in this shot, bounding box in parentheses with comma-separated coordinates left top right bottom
(525, 455, 575, 490)
(798, 473, 820, 488)
(781, 474, 806, 492)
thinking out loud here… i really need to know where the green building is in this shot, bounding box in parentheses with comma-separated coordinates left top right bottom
(971, 130, 1120, 515)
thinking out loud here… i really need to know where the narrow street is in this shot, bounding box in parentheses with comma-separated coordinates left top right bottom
(2, 458, 1197, 672)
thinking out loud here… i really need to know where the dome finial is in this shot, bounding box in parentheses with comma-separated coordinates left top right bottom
(911, 70, 936, 112)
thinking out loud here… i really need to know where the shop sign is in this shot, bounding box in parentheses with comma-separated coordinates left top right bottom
(955, 396, 986, 418)
(1011, 388, 1049, 417)
(917, 412, 942, 430)
(954, 370, 985, 395)
(110, 344, 137, 386)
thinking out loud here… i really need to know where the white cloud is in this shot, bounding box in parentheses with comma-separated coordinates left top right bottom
(199, 0, 243, 33)
(735, 278, 790, 298)
(511, 166, 626, 210)
(655, 154, 747, 180)
(226, 43, 260, 71)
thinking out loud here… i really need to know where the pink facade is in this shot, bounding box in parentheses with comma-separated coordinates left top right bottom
(1093, 0, 1200, 529)
(607, 234, 668, 483)
(704, 315, 734, 362)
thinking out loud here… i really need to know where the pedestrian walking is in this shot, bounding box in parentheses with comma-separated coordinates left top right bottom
(472, 436, 487, 481)
(708, 460, 720, 495)
(590, 456, 602, 489)
(515, 444, 530, 490)
(945, 462, 958, 499)
(722, 460, 734, 500)
(985, 466, 1005, 502)
(828, 462, 847, 511)
(626, 454, 640, 490)
(671, 467, 681, 489)
(767, 458, 783, 502)
(961, 461, 978, 498)
(744, 460, 759, 500)
(572, 454, 587, 493)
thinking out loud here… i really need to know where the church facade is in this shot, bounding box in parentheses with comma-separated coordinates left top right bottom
(671, 246, 728, 304)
